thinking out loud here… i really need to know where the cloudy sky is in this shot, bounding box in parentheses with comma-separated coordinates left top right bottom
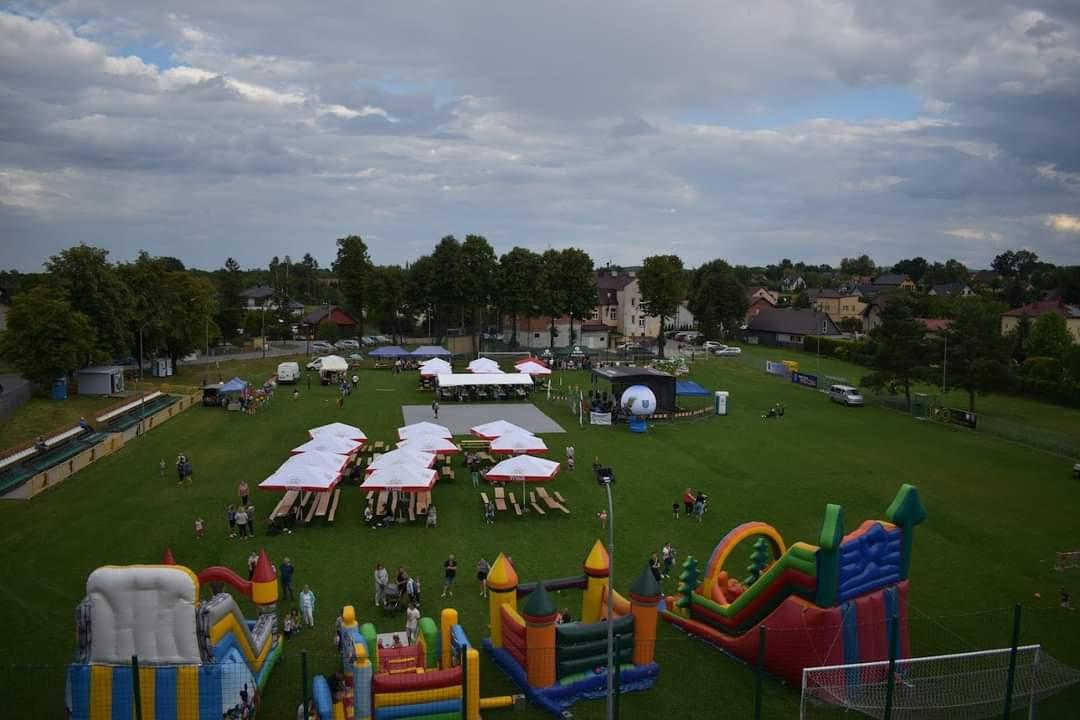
(2, 1, 1079, 272)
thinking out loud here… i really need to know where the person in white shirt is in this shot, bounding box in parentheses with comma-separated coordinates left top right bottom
(374, 563, 389, 607)
(405, 602, 420, 644)
(299, 585, 316, 628)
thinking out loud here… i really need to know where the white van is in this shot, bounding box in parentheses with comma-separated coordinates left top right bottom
(277, 361, 300, 384)
(829, 384, 864, 407)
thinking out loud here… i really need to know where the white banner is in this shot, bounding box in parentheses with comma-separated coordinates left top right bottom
(765, 360, 789, 378)
(590, 412, 613, 426)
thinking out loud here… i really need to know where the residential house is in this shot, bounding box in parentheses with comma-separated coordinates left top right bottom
(918, 318, 952, 333)
(873, 273, 916, 290)
(587, 269, 661, 344)
(747, 286, 779, 306)
(239, 285, 276, 309)
(806, 288, 866, 324)
(970, 270, 1001, 288)
(1001, 300, 1080, 342)
(669, 300, 697, 331)
(780, 275, 806, 293)
(928, 283, 974, 298)
(862, 294, 893, 334)
(0, 287, 9, 332)
(746, 297, 775, 325)
(301, 305, 359, 335)
(507, 315, 572, 349)
(743, 307, 840, 348)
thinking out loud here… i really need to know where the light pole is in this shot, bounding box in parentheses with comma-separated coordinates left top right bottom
(596, 466, 616, 720)
(261, 309, 267, 359)
(942, 329, 948, 395)
(138, 324, 148, 436)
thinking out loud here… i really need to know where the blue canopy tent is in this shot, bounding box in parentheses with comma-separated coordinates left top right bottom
(368, 346, 410, 358)
(219, 377, 250, 394)
(675, 380, 711, 397)
(411, 345, 453, 359)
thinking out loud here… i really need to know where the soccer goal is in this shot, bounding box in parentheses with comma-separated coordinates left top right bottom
(800, 644, 1080, 719)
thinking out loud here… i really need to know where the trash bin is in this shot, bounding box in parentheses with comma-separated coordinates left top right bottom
(714, 391, 729, 416)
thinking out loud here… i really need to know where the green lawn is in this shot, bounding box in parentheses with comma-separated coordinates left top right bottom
(1, 354, 1079, 718)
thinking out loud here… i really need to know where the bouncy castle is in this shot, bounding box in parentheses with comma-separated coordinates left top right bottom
(483, 541, 661, 716)
(311, 605, 516, 719)
(66, 549, 283, 719)
(662, 484, 926, 686)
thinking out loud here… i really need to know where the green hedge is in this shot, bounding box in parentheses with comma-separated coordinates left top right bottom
(804, 336, 870, 363)
(1008, 375, 1080, 407)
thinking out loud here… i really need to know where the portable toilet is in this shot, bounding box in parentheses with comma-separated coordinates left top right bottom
(714, 391, 729, 416)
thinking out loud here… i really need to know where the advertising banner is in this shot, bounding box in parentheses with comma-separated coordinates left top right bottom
(946, 408, 977, 429)
(590, 412, 613, 426)
(791, 371, 819, 389)
(765, 360, 789, 378)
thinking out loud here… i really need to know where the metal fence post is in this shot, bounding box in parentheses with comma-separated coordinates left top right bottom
(753, 625, 767, 720)
(131, 655, 143, 720)
(613, 633, 622, 720)
(883, 614, 899, 720)
(1003, 603, 1022, 719)
(301, 650, 309, 718)
(462, 644, 469, 720)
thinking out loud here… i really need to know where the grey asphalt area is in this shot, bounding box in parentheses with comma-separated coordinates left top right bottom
(401, 403, 565, 435)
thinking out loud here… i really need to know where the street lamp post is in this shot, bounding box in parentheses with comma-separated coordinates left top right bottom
(261, 309, 267, 359)
(596, 466, 617, 720)
(138, 325, 147, 436)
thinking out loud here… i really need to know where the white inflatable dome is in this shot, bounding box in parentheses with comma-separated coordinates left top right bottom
(621, 385, 657, 417)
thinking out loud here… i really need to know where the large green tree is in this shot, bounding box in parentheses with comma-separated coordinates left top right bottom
(840, 255, 876, 277)
(370, 265, 411, 342)
(45, 244, 133, 359)
(217, 257, 245, 340)
(407, 255, 440, 340)
(557, 248, 597, 347)
(497, 247, 544, 348)
(159, 273, 219, 364)
(947, 299, 1011, 412)
(431, 236, 467, 340)
(638, 254, 686, 358)
(1024, 312, 1072, 360)
(333, 235, 373, 327)
(892, 257, 929, 284)
(687, 259, 747, 339)
(538, 249, 568, 349)
(0, 285, 95, 386)
(860, 295, 928, 410)
(461, 235, 498, 354)
(117, 252, 169, 368)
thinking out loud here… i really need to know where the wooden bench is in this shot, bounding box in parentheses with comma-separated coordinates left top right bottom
(553, 491, 571, 514)
(373, 440, 386, 451)
(493, 486, 507, 511)
(327, 488, 341, 522)
(305, 495, 320, 523)
(458, 439, 489, 452)
(537, 487, 570, 514)
(507, 491, 524, 516)
(529, 491, 546, 515)
(366, 491, 374, 503)
(314, 490, 332, 518)
(480, 492, 491, 507)
(270, 490, 299, 520)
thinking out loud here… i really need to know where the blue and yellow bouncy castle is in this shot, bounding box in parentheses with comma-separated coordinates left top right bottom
(66, 551, 282, 719)
(312, 606, 517, 720)
(483, 542, 661, 716)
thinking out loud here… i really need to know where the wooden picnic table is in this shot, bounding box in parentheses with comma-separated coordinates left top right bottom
(507, 491, 524, 516)
(328, 488, 341, 522)
(528, 491, 546, 515)
(537, 487, 570, 514)
(314, 490, 332, 518)
(416, 491, 430, 515)
(480, 491, 491, 507)
(376, 491, 388, 515)
(374, 440, 386, 451)
(270, 490, 299, 520)
(493, 486, 507, 511)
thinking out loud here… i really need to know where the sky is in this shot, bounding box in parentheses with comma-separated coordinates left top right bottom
(2, 1, 1079, 272)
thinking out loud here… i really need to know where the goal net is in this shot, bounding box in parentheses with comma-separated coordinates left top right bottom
(800, 645, 1080, 719)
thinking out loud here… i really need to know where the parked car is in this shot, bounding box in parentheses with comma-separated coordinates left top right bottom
(306, 357, 322, 371)
(277, 361, 300, 383)
(713, 345, 742, 356)
(829, 384, 864, 407)
(373, 335, 390, 344)
(335, 339, 360, 350)
(702, 340, 724, 351)
(310, 341, 334, 354)
(617, 341, 643, 352)
(360, 336, 376, 346)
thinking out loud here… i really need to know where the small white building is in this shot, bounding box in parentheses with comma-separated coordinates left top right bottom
(76, 366, 125, 395)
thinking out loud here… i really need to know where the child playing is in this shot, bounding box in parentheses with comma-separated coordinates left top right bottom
(405, 601, 420, 644)
(227, 504, 237, 538)
(672, 501, 680, 519)
(597, 509, 608, 529)
(407, 576, 421, 607)
(194, 517, 204, 539)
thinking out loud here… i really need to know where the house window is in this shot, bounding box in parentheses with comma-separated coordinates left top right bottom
(533, 333, 540, 339)
(822, 320, 828, 333)
(639, 317, 646, 328)
(590, 309, 599, 320)
(608, 308, 617, 321)
(631, 315, 636, 324)
(631, 297, 636, 307)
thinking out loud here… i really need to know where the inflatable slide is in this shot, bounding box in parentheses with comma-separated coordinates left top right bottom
(662, 484, 926, 687)
(66, 551, 282, 719)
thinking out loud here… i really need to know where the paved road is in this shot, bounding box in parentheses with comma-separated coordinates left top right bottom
(178, 343, 311, 366)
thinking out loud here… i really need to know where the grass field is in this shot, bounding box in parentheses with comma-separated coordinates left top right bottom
(1, 349, 1079, 718)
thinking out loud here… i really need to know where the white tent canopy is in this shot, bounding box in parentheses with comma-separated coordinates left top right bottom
(291, 436, 362, 455)
(360, 465, 438, 492)
(467, 357, 503, 373)
(318, 355, 349, 373)
(470, 419, 532, 440)
(397, 435, 460, 455)
(309, 422, 367, 443)
(260, 452, 347, 491)
(366, 448, 436, 473)
(419, 358, 452, 377)
(486, 455, 561, 482)
(515, 359, 552, 376)
(437, 373, 533, 388)
(490, 431, 549, 455)
(397, 421, 453, 440)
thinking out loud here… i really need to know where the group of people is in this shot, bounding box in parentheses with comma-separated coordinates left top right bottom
(677, 488, 709, 521)
(649, 543, 678, 581)
(374, 563, 424, 611)
(763, 402, 786, 419)
(175, 453, 194, 484)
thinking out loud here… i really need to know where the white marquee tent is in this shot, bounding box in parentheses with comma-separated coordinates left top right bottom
(436, 373, 532, 388)
(397, 421, 453, 440)
(485, 455, 561, 482)
(515, 359, 552, 376)
(467, 357, 503, 373)
(366, 447, 436, 473)
(291, 436, 363, 456)
(360, 465, 438, 493)
(397, 435, 460, 455)
(309, 422, 367, 443)
(490, 431, 549, 455)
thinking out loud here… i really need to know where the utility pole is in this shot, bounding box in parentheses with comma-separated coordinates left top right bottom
(596, 467, 617, 720)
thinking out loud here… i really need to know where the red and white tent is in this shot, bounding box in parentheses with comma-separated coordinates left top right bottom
(309, 422, 368, 444)
(470, 419, 531, 440)
(366, 447, 436, 474)
(397, 421, 453, 441)
(514, 359, 552, 376)
(360, 465, 438, 493)
(291, 435, 362, 456)
(397, 434, 460, 455)
(485, 455, 561, 482)
(467, 357, 503, 373)
(489, 431, 549, 455)
(259, 452, 348, 491)
(419, 358, 452, 377)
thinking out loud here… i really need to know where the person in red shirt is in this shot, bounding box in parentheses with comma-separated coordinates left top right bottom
(683, 488, 695, 517)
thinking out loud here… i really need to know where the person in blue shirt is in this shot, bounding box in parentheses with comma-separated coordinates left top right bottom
(280, 557, 295, 600)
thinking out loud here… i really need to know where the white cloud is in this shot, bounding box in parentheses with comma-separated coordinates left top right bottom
(1045, 214, 1080, 232)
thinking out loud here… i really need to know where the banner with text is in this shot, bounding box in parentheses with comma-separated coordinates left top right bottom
(765, 360, 789, 378)
(590, 412, 613, 426)
(791, 371, 819, 389)
(946, 408, 977, 429)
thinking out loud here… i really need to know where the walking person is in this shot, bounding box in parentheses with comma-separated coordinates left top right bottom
(565, 445, 575, 471)
(441, 554, 457, 598)
(245, 504, 257, 537)
(227, 504, 237, 538)
(238, 480, 250, 507)
(661, 543, 676, 579)
(671, 501, 680, 519)
(407, 576, 421, 606)
(159, 459, 165, 481)
(477, 557, 490, 598)
(431, 399, 439, 419)
(649, 552, 662, 582)
(396, 566, 409, 600)
(176, 453, 186, 484)
(374, 563, 389, 608)
(183, 459, 193, 484)
(694, 495, 705, 523)
(280, 557, 295, 600)
(683, 488, 695, 517)
(194, 517, 204, 539)
(405, 601, 420, 644)
(299, 585, 316, 628)
(246, 551, 258, 580)
(235, 505, 249, 539)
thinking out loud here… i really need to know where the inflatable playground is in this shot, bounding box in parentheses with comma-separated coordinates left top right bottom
(662, 484, 927, 686)
(311, 605, 516, 720)
(483, 541, 661, 716)
(66, 549, 283, 719)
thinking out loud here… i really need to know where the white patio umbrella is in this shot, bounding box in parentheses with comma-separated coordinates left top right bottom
(419, 358, 452, 377)
(291, 435, 362, 456)
(489, 431, 549, 455)
(360, 465, 438, 492)
(397, 421, 453, 440)
(470, 419, 532, 440)
(309, 422, 368, 444)
(485, 455, 561, 482)
(397, 434, 460, 455)
(514, 359, 552, 376)
(259, 452, 347, 491)
(366, 447, 436, 474)
(467, 357, 503, 373)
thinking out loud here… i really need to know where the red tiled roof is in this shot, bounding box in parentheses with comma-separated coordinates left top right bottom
(918, 318, 952, 332)
(1001, 300, 1080, 319)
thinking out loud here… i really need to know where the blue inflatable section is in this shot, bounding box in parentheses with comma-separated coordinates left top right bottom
(837, 523, 902, 602)
(374, 698, 463, 719)
(841, 602, 861, 695)
(67, 665, 90, 720)
(312, 675, 333, 719)
(198, 663, 222, 720)
(155, 667, 177, 719)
